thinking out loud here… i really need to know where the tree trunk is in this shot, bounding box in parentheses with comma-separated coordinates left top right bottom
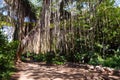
(15, 0, 51, 62)
(40, 0, 51, 53)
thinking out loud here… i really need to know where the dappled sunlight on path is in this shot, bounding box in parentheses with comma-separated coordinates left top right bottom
(11, 62, 120, 80)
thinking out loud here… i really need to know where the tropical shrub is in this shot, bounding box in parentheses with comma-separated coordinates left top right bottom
(0, 30, 19, 79)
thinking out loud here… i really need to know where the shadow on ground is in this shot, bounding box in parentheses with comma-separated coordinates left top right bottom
(11, 62, 120, 80)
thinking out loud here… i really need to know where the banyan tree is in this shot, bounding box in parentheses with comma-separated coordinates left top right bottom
(3, 0, 120, 63)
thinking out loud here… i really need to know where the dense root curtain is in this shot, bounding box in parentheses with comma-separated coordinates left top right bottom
(15, 0, 51, 62)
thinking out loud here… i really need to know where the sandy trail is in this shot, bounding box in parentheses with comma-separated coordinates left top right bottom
(11, 62, 120, 80)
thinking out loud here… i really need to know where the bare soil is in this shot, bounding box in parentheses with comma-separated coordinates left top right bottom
(11, 62, 120, 80)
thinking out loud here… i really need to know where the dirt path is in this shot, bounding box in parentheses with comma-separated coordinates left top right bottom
(11, 62, 120, 80)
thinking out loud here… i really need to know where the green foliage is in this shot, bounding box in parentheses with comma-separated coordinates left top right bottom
(66, 52, 84, 63)
(0, 21, 12, 27)
(2, 0, 120, 72)
(33, 53, 45, 62)
(22, 52, 32, 61)
(0, 30, 7, 46)
(20, 0, 120, 69)
(21, 51, 66, 65)
(0, 30, 19, 79)
(74, 52, 83, 62)
(89, 54, 120, 69)
(45, 52, 55, 64)
(103, 55, 120, 69)
(89, 55, 104, 65)
(52, 55, 66, 65)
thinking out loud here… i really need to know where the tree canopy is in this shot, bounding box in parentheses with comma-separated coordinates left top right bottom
(0, 0, 120, 79)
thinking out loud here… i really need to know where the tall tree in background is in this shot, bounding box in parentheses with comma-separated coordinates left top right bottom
(2, 0, 120, 63)
(4, 0, 37, 40)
